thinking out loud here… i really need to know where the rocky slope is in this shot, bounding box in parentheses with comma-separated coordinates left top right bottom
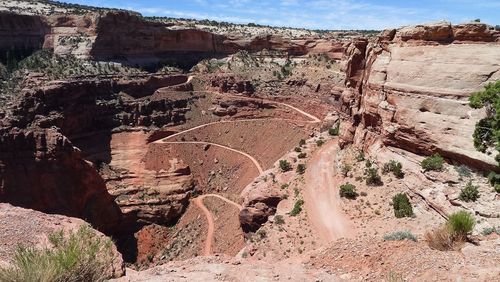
(341, 22, 500, 171)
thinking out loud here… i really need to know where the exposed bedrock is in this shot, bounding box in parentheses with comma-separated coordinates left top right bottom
(341, 22, 500, 171)
(0, 74, 198, 235)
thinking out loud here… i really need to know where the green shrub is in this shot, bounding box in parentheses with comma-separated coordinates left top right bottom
(365, 167, 382, 186)
(290, 199, 304, 216)
(421, 154, 445, 172)
(294, 147, 302, 153)
(382, 160, 404, 178)
(279, 160, 292, 172)
(328, 123, 340, 136)
(316, 139, 325, 147)
(383, 231, 417, 242)
(459, 181, 480, 202)
(487, 172, 500, 192)
(447, 211, 475, 238)
(298, 139, 306, 147)
(296, 164, 306, 175)
(0, 225, 114, 282)
(297, 152, 307, 159)
(392, 193, 413, 218)
(281, 183, 289, 190)
(339, 183, 358, 199)
(274, 215, 285, 225)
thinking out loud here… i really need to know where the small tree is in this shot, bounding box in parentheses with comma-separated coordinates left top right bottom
(328, 123, 340, 136)
(365, 167, 382, 186)
(296, 164, 306, 175)
(392, 193, 413, 218)
(290, 199, 304, 216)
(299, 139, 306, 147)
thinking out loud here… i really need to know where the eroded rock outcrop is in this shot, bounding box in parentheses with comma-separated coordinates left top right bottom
(341, 22, 500, 171)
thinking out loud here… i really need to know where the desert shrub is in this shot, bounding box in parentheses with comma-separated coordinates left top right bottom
(459, 181, 480, 202)
(339, 183, 358, 199)
(274, 215, 285, 225)
(383, 231, 417, 242)
(392, 193, 413, 218)
(454, 165, 472, 178)
(425, 225, 455, 251)
(481, 226, 500, 236)
(487, 172, 500, 193)
(448, 211, 475, 239)
(421, 154, 445, 172)
(294, 147, 302, 153)
(279, 160, 292, 172)
(297, 152, 307, 159)
(328, 123, 340, 136)
(365, 167, 382, 186)
(290, 199, 304, 216)
(316, 139, 325, 147)
(382, 160, 404, 178)
(280, 183, 289, 190)
(256, 229, 267, 239)
(0, 225, 114, 282)
(296, 164, 306, 174)
(298, 139, 306, 147)
(341, 164, 352, 177)
(355, 151, 365, 162)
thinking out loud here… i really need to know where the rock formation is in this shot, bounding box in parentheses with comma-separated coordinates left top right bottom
(341, 22, 500, 171)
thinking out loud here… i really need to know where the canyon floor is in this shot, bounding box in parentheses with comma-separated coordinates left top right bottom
(0, 1, 499, 281)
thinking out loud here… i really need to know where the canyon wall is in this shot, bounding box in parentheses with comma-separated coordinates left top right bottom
(341, 22, 500, 171)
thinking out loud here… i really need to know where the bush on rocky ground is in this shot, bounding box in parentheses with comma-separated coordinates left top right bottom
(0, 225, 114, 282)
(279, 160, 292, 172)
(339, 183, 358, 199)
(382, 160, 404, 178)
(290, 199, 304, 216)
(425, 211, 475, 251)
(421, 154, 445, 172)
(296, 164, 306, 174)
(481, 226, 500, 236)
(383, 231, 417, 242)
(316, 139, 325, 147)
(365, 167, 382, 186)
(392, 193, 413, 218)
(297, 152, 307, 159)
(299, 139, 306, 147)
(459, 181, 480, 202)
(328, 123, 340, 136)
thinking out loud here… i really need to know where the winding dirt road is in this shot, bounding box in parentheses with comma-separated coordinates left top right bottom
(194, 194, 243, 256)
(303, 140, 352, 242)
(153, 91, 323, 255)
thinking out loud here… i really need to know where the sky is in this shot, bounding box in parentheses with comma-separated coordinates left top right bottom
(62, 0, 500, 30)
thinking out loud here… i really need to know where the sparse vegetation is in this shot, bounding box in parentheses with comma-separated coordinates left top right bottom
(0, 225, 114, 282)
(382, 160, 404, 178)
(341, 164, 352, 177)
(454, 165, 472, 178)
(294, 147, 302, 153)
(297, 152, 307, 159)
(383, 231, 417, 242)
(290, 199, 304, 216)
(299, 139, 306, 147)
(274, 215, 285, 225)
(481, 226, 500, 236)
(316, 139, 325, 147)
(426, 211, 475, 251)
(296, 164, 306, 175)
(421, 154, 445, 172)
(279, 160, 292, 172)
(328, 123, 340, 136)
(392, 193, 413, 218)
(356, 151, 365, 162)
(365, 167, 382, 186)
(487, 172, 500, 193)
(459, 181, 480, 202)
(339, 183, 358, 199)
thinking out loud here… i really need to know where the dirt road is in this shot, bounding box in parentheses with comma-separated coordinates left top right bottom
(303, 140, 352, 242)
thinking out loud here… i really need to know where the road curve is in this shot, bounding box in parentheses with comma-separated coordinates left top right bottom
(194, 194, 244, 256)
(303, 139, 352, 242)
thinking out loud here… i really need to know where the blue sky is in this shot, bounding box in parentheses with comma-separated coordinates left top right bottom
(63, 0, 500, 30)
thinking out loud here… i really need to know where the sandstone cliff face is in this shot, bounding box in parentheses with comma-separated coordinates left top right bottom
(0, 12, 48, 53)
(0, 74, 198, 233)
(341, 22, 500, 171)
